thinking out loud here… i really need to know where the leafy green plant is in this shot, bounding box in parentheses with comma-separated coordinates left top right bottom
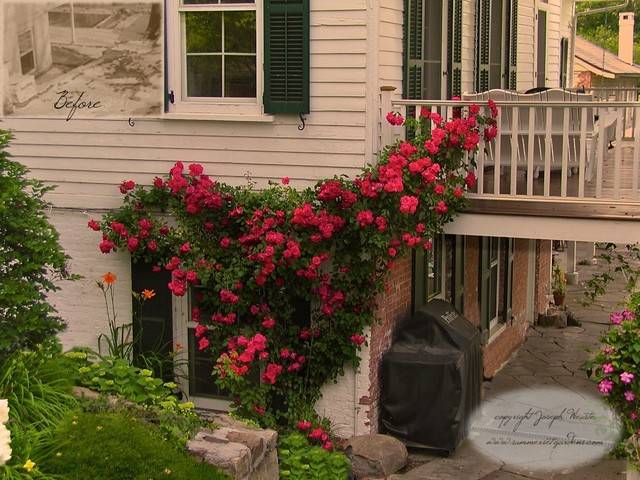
(0, 130, 76, 361)
(37, 411, 227, 480)
(552, 264, 567, 296)
(278, 433, 350, 480)
(582, 244, 640, 307)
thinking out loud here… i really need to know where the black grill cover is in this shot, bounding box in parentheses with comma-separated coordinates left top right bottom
(380, 299, 483, 454)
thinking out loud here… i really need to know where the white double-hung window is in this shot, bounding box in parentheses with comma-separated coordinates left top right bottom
(166, 0, 262, 116)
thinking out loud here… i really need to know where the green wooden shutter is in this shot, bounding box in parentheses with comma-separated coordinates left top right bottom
(478, 237, 491, 343)
(264, 0, 310, 114)
(449, 0, 463, 97)
(453, 236, 465, 312)
(560, 37, 569, 88)
(508, 0, 518, 90)
(476, 0, 491, 92)
(404, 0, 424, 100)
(503, 238, 514, 323)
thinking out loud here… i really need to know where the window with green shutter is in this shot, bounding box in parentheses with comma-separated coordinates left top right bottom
(475, 0, 517, 92)
(264, 0, 310, 114)
(449, 0, 463, 98)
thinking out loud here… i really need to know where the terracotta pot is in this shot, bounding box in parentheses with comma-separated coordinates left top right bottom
(553, 291, 565, 306)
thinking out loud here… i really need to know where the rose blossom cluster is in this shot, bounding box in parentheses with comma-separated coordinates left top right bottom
(297, 421, 333, 451)
(89, 103, 494, 423)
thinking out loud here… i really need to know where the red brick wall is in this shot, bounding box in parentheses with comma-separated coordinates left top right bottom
(365, 255, 413, 433)
(535, 240, 552, 317)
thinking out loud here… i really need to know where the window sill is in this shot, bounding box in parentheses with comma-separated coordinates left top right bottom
(161, 112, 275, 123)
(486, 323, 507, 345)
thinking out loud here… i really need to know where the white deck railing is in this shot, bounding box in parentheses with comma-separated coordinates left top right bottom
(381, 93, 640, 203)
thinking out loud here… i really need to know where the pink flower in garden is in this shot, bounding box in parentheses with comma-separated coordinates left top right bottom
(434, 184, 445, 195)
(603, 345, 615, 355)
(602, 363, 615, 375)
(453, 186, 464, 198)
(220, 237, 232, 248)
(180, 242, 191, 253)
(220, 289, 239, 304)
(261, 363, 283, 385)
(127, 236, 139, 252)
(598, 379, 614, 395)
(350, 334, 366, 346)
(625, 391, 636, 402)
(282, 177, 290, 185)
(356, 210, 374, 227)
(399, 196, 419, 214)
(621, 372, 635, 384)
(262, 317, 276, 329)
(386, 111, 404, 126)
(435, 201, 448, 215)
(153, 177, 164, 188)
(88, 219, 101, 231)
(188, 163, 204, 176)
(388, 247, 397, 257)
(632, 412, 639, 421)
(610, 311, 624, 325)
(119, 180, 135, 194)
(297, 421, 312, 431)
(198, 337, 210, 351)
(375, 216, 388, 232)
(322, 441, 334, 451)
(99, 237, 115, 254)
(484, 125, 497, 142)
(308, 428, 324, 441)
(253, 406, 265, 416)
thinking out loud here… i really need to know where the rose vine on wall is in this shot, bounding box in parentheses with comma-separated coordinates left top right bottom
(89, 104, 497, 429)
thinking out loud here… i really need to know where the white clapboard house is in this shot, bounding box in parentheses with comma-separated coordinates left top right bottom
(2, 0, 640, 438)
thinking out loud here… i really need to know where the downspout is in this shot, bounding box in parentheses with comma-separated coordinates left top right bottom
(570, 0, 631, 86)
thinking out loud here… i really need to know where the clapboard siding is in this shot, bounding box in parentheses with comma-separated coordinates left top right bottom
(379, 0, 403, 92)
(462, 0, 476, 95)
(517, 0, 536, 90)
(3, 1, 371, 209)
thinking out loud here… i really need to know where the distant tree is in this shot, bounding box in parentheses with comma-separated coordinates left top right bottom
(577, 0, 640, 63)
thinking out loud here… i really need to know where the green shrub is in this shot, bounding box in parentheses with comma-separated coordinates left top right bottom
(37, 411, 227, 480)
(278, 433, 350, 480)
(0, 130, 76, 361)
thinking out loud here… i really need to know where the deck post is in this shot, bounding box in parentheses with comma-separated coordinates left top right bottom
(566, 241, 579, 285)
(380, 86, 397, 152)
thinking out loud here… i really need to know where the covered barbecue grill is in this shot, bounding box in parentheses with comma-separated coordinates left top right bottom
(380, 299, 483, 454)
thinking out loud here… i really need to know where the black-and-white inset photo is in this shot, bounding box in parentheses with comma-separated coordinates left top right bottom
(2, 1, 163, 120)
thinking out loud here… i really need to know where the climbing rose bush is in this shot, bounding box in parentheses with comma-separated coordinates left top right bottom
(89, 104, 497, 427)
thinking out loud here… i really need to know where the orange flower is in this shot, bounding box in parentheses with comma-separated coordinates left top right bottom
(174, 342, 183, 352)
(102, 272, 117, 285)
(142, 289, 156, 299)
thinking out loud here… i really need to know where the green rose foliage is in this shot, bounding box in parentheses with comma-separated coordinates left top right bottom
(0, 130, 75, 360)
(279, 433, 350, 480)
(91, 107, 495, 428)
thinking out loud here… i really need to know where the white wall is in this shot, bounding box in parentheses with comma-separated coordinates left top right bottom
(3, 1, 371, 210)
(48, 210, 132, 350)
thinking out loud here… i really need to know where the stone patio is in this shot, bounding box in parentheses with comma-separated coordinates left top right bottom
(392, 242, 629, 480)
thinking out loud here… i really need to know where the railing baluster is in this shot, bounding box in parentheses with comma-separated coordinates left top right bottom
(634, 106, 640, 201)
(596, 106, 605, 198)
(561, 108, 570, 197)
(614, 108, 623, 199)
(527, 107, 535, 195)
(477, 135, 485, 195)
(544, 108, 552, 197)
(578, 107, 587, 198)
(510, 107, 519, 195)
(494, 108, 502, 195)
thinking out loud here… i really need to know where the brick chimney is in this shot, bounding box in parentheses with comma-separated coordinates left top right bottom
(619, 12, 635, 64)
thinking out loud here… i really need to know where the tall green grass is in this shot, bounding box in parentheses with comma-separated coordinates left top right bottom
(0, 348, 77, 477)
